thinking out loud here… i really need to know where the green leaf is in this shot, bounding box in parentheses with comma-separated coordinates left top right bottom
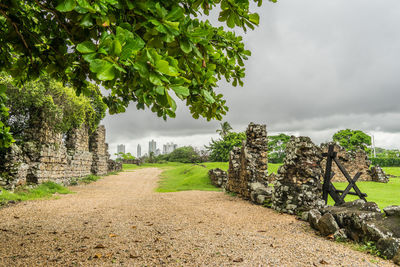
(249, 13, 260, 25)
(97, 65, 116, 81)
(120, 36, 145, 60)
(111, 39, 122, 56)
(80, 14, 93, 28)
(155, 60, 170, 75)
(202, 90, 215, 103)
(180, 40, 192, 54)
(165, 6, 184, 21)
(82, 53, 96, 63)
(89, 59, 115, 81)
(155, 86, 165, 95)
(227, 14, 236, 28)
(76, 41, 96, 54)
(76, 0, 95, 12)
(171, 86, 189, 97)
(56, 0, 77, 12)
(149, 73, 163, 86)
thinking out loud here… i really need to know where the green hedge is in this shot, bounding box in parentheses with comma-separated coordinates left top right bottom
(370, 157, 400, 167)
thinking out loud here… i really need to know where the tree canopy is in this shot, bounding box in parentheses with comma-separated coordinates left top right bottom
(268, 133, 290, 163)
(332, 129, 371, 153)
(216, 121, 233, 137)
(1, 74, 106, 143)
(0, 0, 275, 120)
(207, 131, 245, 162)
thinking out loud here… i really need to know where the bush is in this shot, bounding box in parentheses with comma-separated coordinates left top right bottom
(166, 146, 201, 163)
(207, 132, 246, 162)
(371, 157, 400, 167)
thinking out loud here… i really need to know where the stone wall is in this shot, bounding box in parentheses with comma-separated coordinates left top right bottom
(224, 123, 272, 204)
(271, 136, 325, 214)
(321, 144, 374, 182)
(90, 125, 108, 175)
(208, 168, 228, 188)
(308, 200, 400, 263)
(0, 124, 114, 189)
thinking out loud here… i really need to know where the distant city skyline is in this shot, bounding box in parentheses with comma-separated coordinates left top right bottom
(113, 139, 182, 159)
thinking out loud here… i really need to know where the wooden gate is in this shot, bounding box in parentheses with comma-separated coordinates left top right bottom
(322, 145, 367, 205)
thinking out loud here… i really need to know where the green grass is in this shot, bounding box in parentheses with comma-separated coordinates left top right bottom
(80, 174, 102, 184)
(382, 167, 400, 177)
(123, 162, 183, 171)
(328, 178, 400, 209)
(156, 162, 228, 192)
(0, 182, 72, 204)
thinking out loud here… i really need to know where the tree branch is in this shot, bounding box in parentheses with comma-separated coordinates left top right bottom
(0, 9, 33, 63)
(33, 0, 75, 43)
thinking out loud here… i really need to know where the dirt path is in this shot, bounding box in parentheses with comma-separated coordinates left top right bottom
(0, 169, 394, 266)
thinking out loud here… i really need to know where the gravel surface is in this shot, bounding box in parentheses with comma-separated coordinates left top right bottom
(0, 168, 395, 266)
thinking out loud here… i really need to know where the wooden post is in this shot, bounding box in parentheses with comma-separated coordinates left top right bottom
(322, 145, 334, 203)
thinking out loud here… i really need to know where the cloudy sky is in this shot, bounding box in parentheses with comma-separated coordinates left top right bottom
(104, 0, 400, 157)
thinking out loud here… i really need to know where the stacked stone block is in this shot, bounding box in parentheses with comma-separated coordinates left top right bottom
(224, 123, 272, 204)
(271, 136, 325, 214)
(208, 168, 228, 188)
(90, 125, 108, 175)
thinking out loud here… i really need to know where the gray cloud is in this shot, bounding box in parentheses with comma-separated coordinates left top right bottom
(104, 0, 400, 154)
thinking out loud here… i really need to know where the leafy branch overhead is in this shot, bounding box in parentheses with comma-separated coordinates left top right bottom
(0, 0, 276, 122)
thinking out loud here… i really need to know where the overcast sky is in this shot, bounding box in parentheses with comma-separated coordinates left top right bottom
(104, 0, 400, 157)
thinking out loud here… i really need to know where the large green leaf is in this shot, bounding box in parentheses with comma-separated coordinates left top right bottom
(180, 40, 192, 53)
(76, 41, 96, 54)
(149, 73, 163, 86)
(111, 39, 122, 56)
(202, 90, 215, 103)
(249, 13, 260, 25)
(171, 86, 189, 97)
(120, 37, 145, 60)
(56, 0, 77, 12)
(89, 59, 115, 81)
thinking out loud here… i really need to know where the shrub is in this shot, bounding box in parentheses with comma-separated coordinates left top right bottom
(167, 146, 201, 163)
(371, 157, 400, 167)
(207, 132, 246, 162)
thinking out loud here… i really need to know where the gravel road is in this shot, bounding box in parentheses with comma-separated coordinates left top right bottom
(0, 168, 395, 266)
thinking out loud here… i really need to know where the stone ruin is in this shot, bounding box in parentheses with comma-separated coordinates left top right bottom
(208, 168, 228, 188)
(224, 123, 273, 205)
(271, 136, 326, 214)
(208, 122, 400, 264)
(308, 200, 400, 263)
(320, 143, 388, 183)
(0, 123, 121, 190)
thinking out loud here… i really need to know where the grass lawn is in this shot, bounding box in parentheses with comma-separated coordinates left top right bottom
(382, 167, 400, 177)
(0, 182, 72, 204)
(123, 162, 400, 209)
(156, 162, 227, 192)
(329, 178, 400, 209)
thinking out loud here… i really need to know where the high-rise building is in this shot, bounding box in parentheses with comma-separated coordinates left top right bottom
(149, 140, 157, 155)
(117, 144, 125, 155)
(137, 144, 142, 158)
(163, 142, 178, 154)
(155, 148, 161, 156)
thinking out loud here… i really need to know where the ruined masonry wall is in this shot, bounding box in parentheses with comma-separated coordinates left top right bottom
(271, 136, 325, 214)
(0, 124, 114, 189)
(90, 125, 108, 175)
(321, 144, 373, 182)
(225, 123, 272, 204)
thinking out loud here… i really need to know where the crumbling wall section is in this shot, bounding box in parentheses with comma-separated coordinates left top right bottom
(224, 123, 271, 204)
(321, 144, 373, 182)
(271, 136, 325, 214)
(90, 125, 108, 175)
(0, 124, 111, 189)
